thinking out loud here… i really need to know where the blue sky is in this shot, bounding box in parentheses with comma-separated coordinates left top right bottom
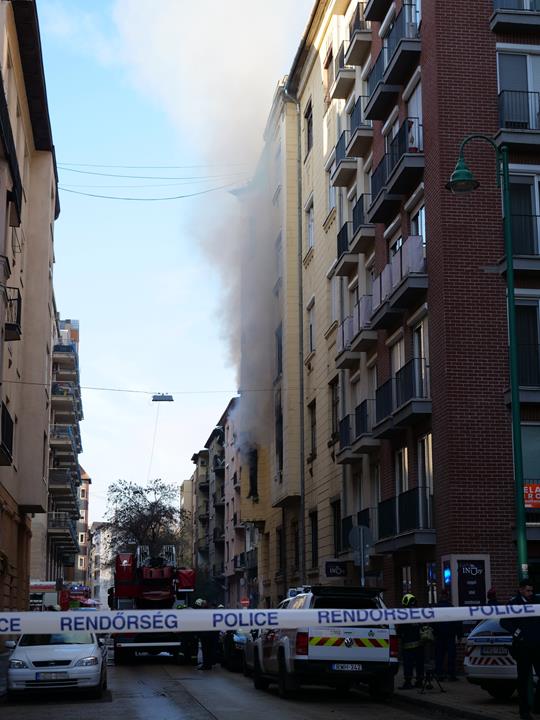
(39, 0, 313, 520)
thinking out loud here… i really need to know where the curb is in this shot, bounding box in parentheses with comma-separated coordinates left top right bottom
(392, 691, 501, 720)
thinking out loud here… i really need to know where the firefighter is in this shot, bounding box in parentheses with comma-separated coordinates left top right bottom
(398, 593, 425, 689)
(194, 598, 215, 670)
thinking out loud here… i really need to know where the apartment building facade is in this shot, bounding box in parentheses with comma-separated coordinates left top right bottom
(88, 521, 113, 608)
(73, 468, 91, 584)
(0, 0, 60, 611)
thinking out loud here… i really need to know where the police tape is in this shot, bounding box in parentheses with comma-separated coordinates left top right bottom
(0, 604, 539, 635)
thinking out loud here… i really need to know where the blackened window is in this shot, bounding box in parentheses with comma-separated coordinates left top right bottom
(304, 101, 313, 156)
(332, 500, 342, 554)
(310, 511, 319, 568)
(248, 449, 258, 498)
(276, 527, 285, 572)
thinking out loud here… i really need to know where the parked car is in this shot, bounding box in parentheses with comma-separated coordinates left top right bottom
(464, 619, 518, 700)
(251, 586, 398, 699)
(6, 632, 108, 699)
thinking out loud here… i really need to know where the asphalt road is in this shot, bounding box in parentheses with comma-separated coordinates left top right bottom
(1, 655, 431, 720)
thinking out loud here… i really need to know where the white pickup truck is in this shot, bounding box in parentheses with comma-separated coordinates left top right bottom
(252, 586, 398, 698)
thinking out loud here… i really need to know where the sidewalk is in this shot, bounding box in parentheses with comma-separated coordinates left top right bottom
(392, 671, 519, 720)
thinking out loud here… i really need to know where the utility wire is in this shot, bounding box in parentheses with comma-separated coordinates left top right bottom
(61, 179, 239, 189)
(58, 182, 237, 201)
(59, 162, 248, 170)
(58, 167, 247, 180)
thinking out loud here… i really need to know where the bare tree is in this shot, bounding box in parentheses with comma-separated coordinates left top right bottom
(105, 478, 191, 564)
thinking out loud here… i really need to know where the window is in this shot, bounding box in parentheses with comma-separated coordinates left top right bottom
(327, 169, 336, 213)
(79, 533, 86, 544)
(308, 400, 317, 460)
(304, 101, 313, 156)
(276, 527, 285, 572)
(306, 202, 315, 249)
(523, 425, 540, 483)
(410, 205, 426, 242)
(80, 488, 86, 499)
(390, 337, 405, 375)
(310, 511, 319, 568)
(330, 276, 340, 324)
(498, 52, 540, 130)
(329, 379, 339, 440)
(308, 304, 315, 353)
(510, 175, 540, 254)
(332, 500, 342, 554)
(78, 556, 85, 570)
(324, 50, 335, 97)
(395, 447, 409, 494)
(418, 434, 433, 493)
(401, 565, 412, 594)
(275, 324, 283, 378)
(248, 449, 258, 498)
(516, 303, 540, 386)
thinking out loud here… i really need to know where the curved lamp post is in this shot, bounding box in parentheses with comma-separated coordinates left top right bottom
(446, 134, 528, 581)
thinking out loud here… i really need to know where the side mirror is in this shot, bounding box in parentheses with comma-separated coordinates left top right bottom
(4, 640, 16, 649)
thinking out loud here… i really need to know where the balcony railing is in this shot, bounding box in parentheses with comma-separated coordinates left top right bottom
(367, 49, 385, 97)
(388, 117, 423, 176)
(372, 264, 392, 310)
(371, 155, 388, 200)
(378, 487, 433, 540)
(48, 512, 78, 546)
(5, 287, 21, 341)
(339, 415, 352, 450)
(336, 130, 350, 166)
(384, 3, 420, 60)
(246, 548, 258, 568)
(335, 42, 351, 75)
(512, 214, 540, 254)
(390, 235, 426, 288)
(213, 526, 225, 541)
(352, 194, 371, 232)
(350, 2, 369, 34)
(355, 398, 376, 436)
(52, 382, 77, 398)
(352, 294, 373, 336)
(395, 358, 430, 408)
(375, 378, 394, 423)
(53, 341, 77, 355)
(499, 90, 540, 131)
(350, 96, 372, 133)
(518, 343, 540, 386)
(494, 0, 540, 9)
(337, 222, 352, 259)
(337, 315, 355, 353)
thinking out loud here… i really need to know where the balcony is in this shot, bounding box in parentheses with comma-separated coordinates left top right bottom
(330, 42, 355, 100)
(367, 156, 401, 223)
(350, 295, 377, 352)
(386, 117, 424, 194)
(496, 90, 540, 148)
(331, 131, 357, 187)
(53, 342, 79, 382)
(382, 4, 421, 85)
(198, 475, 209, 492)
(234, 553, 246, 571)
(365, 0, 392, 21)
(345, 3, 371, 66)
(213, 455, 225, 474)
(371, 235, 427, 329)
(365, 49, 400, 121)
(374, 358, 431, 437)
(212, 562, 225, 578)
(491, 0, 540, 32)
(47, 512, 79, 552)
(336, 316, 361, 369)
(337, 415, 355, 463)
(51, 382, 82, 423)
(50, 425, 78, 462)
(337, 399, 379, 464)
(48, 468, 79, 510)
(213, 492, 225, 508)
(335, 222, 358, 276)
(198, 504, 209, 521)
(213, 526, 225, 543)
(347, 96, 373, 158)
(0, 402, 13, 465)
(375, 487, 435, 553)
(350, 194, 376, 254)
(4, 287, 21, 341)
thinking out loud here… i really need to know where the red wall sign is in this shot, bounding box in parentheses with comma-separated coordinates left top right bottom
(524, 484, 540, 509)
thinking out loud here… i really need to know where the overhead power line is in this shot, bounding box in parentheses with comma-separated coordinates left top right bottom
(59, 161, 248, 170)
(58, 182, 238, 201)
(57, 166, 247, 181)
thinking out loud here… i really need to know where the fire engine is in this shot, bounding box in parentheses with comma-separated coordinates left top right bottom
(110, 545, 197, 664)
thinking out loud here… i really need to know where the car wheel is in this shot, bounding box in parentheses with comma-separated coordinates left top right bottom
(277, 654, 298, 699)
(368, 673, 394, 700)
(89, 681, 103, 700)
(484, 682, 516, 701)
(253, 652, 269, 691)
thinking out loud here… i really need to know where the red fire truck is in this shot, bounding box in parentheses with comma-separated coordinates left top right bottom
(110, 545, 197, 664)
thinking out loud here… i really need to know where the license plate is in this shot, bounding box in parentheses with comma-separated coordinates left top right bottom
(36, 672, 68, 680)
(480, 646, 508, 656)
(331, 663, 362, 672)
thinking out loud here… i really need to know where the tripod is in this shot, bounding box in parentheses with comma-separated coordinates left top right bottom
(419, 666, 446, 694)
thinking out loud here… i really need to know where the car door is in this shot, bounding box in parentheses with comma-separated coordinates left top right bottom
(263, 598, 290, 673)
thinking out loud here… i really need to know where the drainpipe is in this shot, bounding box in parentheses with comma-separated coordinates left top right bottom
(282, 84, 306, 587)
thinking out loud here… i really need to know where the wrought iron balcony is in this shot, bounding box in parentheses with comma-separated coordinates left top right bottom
(335, 222, 359, 276)
(351, 294, 377, 352)
(497, 90, 540, 149)
(350, 194, 375, 254)
(367, 155, 401, 223)
(47, 512, 79, 549)
(331, 131, 356, 187)
(330, 42, 355, 100)
(374, 358, 431, 436)
(345, 3, 371, 66)
(365, 49, 400, 121)
(213, 455, 225, 473)
(198, 475, 209, 492)
(213, 492, 225, 508)
(5, 287, 21, 341)
(347, 96, 373, 157)
(0, 402, 13, 466)
(383, 3, 421, 85)
(376, 487, 435, 551)
(336, 315, 361, 369)
(491, 0, 540, 32)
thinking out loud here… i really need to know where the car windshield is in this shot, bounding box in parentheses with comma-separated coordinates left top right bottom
(313, 596, 378, 609)
(19, 633, 94, 646)
(470, 620, 509, 637)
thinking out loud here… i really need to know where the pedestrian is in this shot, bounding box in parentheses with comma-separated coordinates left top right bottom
(486, 587, 498, 606)
(500, 578, 540, 720)
(194, 598, 215, 670)
(432, 590, 461, 681)
(398, 593, 425, 689)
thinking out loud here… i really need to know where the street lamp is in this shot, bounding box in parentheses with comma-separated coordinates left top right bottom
(446, 134, 528, 581)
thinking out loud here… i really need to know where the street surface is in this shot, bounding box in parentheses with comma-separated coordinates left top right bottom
(0, 655, 434, 720)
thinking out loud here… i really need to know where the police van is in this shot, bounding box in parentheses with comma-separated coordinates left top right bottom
(252, 586, 398, 698)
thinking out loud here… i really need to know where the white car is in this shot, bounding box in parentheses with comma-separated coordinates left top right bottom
(6, 632, 108, 699)
(464, 619, 519, 700)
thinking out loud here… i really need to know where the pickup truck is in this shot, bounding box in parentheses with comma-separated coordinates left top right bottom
(252, 586, 398, 698)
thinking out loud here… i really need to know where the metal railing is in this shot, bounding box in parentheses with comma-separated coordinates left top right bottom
(213, 526, 225, 541)
(355, 398, 376, 436)
(53, 341, 77, 354)
(349, 2, 369, 35)
(371, 155, 388, 200)
(335, 41, 352, 75)
(5, 286, 21, 330)
(388, 117, 423, 176)
(335, 130, 350, 165)
(246, 548, 258, 568)
(51, 425, 75, 443)
(518, 343, 540, 386)
(48, 512, 78, 545)
(339, 415, 352, 450)
(372, 264, 392, 310)
(367, 48, 385, 97)
(499, 90, 540, 131)
(352, 294, 373, 336)
(337, 315, 354, 353)
(52, 382, 77, 398)
(395, 358, 430, 408)
(337, 221, 352, 258)
(350, 95, 372, 132)
(390, 234, 426, 288)
(375, 377, 394, 423)
(494, 0, 540, 9)
(378, 487, 433, 539)
(384, 3, 420, 61)
(352, 194, 371, 232)
(512, 214, 540, 254)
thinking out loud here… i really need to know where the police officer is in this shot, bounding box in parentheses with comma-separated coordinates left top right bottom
(398, 593, 424, 689)
(501, 579, 540, 720)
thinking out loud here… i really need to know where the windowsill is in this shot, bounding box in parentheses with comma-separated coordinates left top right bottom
(303, 246, 314, 267)
(324, 320, 338, 340)
(323, 206, 337, 232)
